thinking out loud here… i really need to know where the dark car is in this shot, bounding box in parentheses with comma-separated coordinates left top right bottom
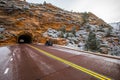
(45, 40, 53, 46)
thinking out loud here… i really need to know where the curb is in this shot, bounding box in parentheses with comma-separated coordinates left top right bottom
(54, 44, 120, 60)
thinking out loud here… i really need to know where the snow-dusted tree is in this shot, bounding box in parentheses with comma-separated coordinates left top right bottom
(64, 33, 69, 38)
(59, 25, 66, 33)
(68, 33, 75, 37)
(43, 1, 47, 5)
(106, 27, 113, 37)
(82, 12, 89, 26)
(99, 26, 104, 32)
(59, 31, 64, 38)
(0, 34, 4, 39)
(71, 26, 76, 35)
(85, 24, 91, 32)
(110, 45, 120, 56)
(86, 31, 100, 51)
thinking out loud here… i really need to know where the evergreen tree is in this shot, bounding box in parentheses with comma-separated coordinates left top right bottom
(71, 26, 76, 35)
(82, 12, 89, 26)
(60, 31, 64, 38)
(68, 33, 74, 37)
(106, 27, 113, 37)
(86, 31, 100, 51)
(111, 45, 120, 56)
(43, 1, 47, 5)
(65, 33, 69, 39)
(0, 34, 4, 39)
(59, 25, 66, 33)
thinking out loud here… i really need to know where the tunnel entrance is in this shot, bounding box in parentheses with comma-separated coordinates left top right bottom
(18, 34, 32, 44)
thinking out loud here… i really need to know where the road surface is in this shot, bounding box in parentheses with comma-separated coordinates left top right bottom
(0, 44, 120, 80)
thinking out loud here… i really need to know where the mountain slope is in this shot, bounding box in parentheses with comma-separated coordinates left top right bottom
(0, 0, 111, 45)
(109, 22, 120, 30)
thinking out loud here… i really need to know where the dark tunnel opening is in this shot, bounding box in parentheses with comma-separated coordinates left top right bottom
(18, 34, 32, 44)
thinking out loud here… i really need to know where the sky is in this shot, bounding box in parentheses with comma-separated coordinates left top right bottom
(27, 0, 120, 23)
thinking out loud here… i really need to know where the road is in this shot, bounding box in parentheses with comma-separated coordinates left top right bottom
(0, 44, 120, 80)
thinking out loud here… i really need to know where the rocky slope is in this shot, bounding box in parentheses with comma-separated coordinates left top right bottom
(109, 22, 120, 30)
(0, 0, 118, 54)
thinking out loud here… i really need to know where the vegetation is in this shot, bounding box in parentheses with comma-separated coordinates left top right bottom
(110, 45, 120, 56)
(71, 26, 76, 35)
(43, 1, 47, 5)
(0, 34, 4, 39)
(59, 25, 66, 33)
(59, 31, 64, 38)
(82, 12, 89, 26)
(106, 27, 113, 37)
(86, 31, 100, 51)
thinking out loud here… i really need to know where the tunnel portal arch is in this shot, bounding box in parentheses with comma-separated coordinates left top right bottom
(17, 32, 33, 44)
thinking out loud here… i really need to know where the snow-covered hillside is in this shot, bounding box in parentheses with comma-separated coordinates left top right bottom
(109, 22, 120, 30)
(43, 22, 120, 56)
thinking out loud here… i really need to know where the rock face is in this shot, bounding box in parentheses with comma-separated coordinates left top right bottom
(0, 0, 111, 46)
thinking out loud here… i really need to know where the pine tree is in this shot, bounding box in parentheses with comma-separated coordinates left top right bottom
(86, 31, 100, 51)
(0, 34, 4, 39)
(71, 26, 76, 35)
(60, 31, 64, 38)
(59, 25, 66, 33)
(111, 45, 120, 56)
(82, 12, 89, 26)
(106, 27, 113, 37)
(43, 1, 47, 5)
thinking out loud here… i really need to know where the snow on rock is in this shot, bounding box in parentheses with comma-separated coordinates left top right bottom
(89, 25, 98, 31)
(67, 37, 79, 42)
(43, 28, 59, 38)
(66, 43, 80, 50)
(109, 22, 120, 30)
(43, 24, 120, 56)
(110, 45, 120, 56)
(96, 32, 106, 39)
(78, 42, 86, 50)
(0, 25, 5, 32)
(0, 28, 5, 32)
(75, 30, 88, 41)
(76, 30, 88, 37)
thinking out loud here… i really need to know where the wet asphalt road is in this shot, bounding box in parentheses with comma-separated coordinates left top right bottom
(0, 44, 120, 80)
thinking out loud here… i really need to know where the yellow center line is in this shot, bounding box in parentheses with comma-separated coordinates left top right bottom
(28, 45, 112, 80)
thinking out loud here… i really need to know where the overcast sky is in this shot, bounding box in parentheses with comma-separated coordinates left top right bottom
(27, 0, 120, 23)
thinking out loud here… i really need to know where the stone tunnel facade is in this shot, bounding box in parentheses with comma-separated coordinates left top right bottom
(17, 31, 33, 44)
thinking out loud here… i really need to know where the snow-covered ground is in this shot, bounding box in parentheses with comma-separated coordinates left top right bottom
(43, 24, 120, 56)
(109, 22, 120, 30)
(43, 28, 59, 38)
